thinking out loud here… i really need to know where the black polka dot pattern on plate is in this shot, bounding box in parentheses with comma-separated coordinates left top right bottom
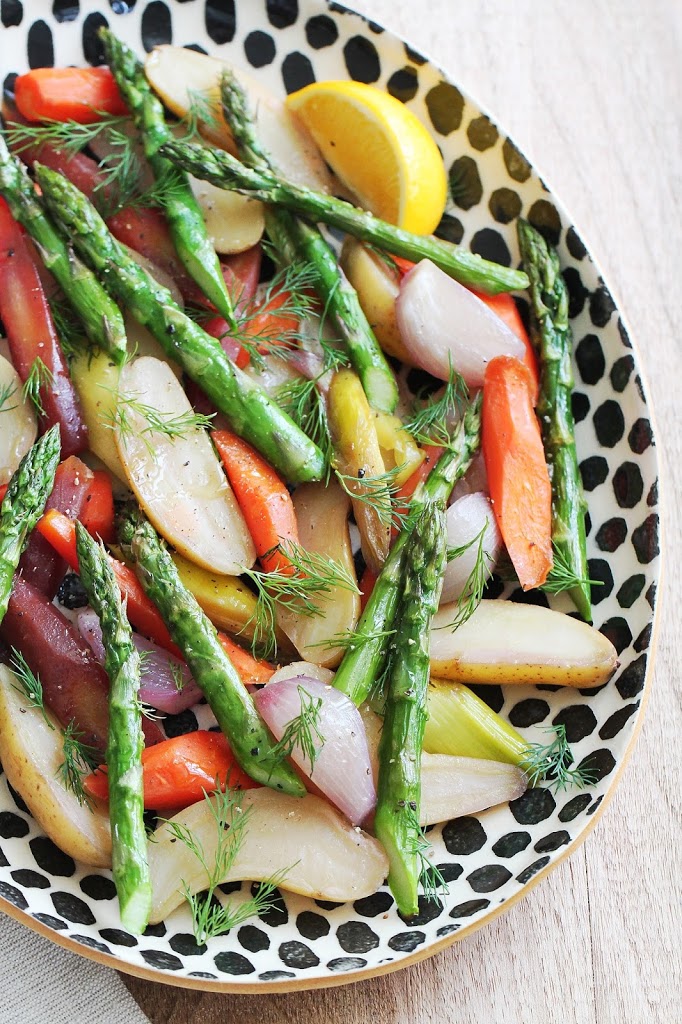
(1, 0, 23, 28)
(281, 51, 315, 92)
(425, 81, 464, 135)
(0, 0, 658, 988)
(449, 155, 482, 210)
(343, 34, 380, 82)
(205, 0, 235, 45)
(141, 0, 172, 50)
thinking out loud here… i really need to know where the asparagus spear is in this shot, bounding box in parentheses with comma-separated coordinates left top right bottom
(160, 139, 529, 296)
(517, 220, 591, 620)
(74, 521, 150, 934)
(0, 135, 127, 364)
(374, 501, 447, 916)
(99, 29, 237, 329)
(34, 163, 326, 485)
(220, 72, 398, 413)
(332, 395, 481, 706)
(117, 506, 306, 798)
(0, 425, 60, 624)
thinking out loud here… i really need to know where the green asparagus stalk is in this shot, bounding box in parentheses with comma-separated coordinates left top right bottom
(74, 521, 150, 934)
(35, 163, 326, 485)
(517, 220, 591, 620)
(374, 501, 447, 916)
(160, 139, 530, 296)
(0, 134, 127, 363)
(220, 73, 398, 413)
(117, 506, 306, 799)
(333, 395, 481, 706)
(99, 28, 237, 329)
(0, 425, 60, 624)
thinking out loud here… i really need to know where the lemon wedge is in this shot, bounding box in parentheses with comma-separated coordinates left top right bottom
(286, 80, 447, 235)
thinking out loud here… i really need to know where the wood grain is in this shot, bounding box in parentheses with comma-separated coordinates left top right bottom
(125, 2, 682, 1021)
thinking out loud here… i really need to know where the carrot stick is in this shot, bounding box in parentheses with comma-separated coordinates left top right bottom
(473, 291, 539, 402)
(84, 730, 259, 811)
(482, 355, 552, 589)
(14, 67, 128, 124)
(212, 430, 299, 574)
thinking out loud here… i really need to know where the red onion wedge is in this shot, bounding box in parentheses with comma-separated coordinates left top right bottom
(441, 492, 501, 606)
(396, 259, 525, 386)
(77, 610, 202, 714)
(254, 676, 375, 827)
(420, 753, 527, 825)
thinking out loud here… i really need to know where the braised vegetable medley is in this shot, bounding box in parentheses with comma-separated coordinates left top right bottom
(0, 35, 617, 937)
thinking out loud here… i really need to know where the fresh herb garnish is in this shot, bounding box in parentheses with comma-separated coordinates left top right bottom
(520, 724, 599, 793)
(105, 391, 215, 454)
(405, 360, 468, 447)
(22, 357, 54, 417)
(334, 464, 408, 532)
(406, 808, 449, 903)
(242, 540, 360, 661)
(163, 788, 292, 943)
(542, 543, 601, 596)
(58, 720, 100, 808)
(0, 380, 18, 414)
(9, 647, 53, 729)
(260, 685, 325, 773)
(444, 521, 490, 631)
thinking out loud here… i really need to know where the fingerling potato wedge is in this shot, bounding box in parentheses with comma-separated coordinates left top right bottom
(430, 600, 618, 686)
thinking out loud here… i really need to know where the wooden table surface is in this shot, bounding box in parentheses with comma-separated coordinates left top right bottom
(124, 2, 682, 1021)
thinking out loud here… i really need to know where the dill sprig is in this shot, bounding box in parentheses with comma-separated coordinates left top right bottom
(405, 361, 469, 446)
(260, 685, 325, 773)
(231, 263, 321, 367)
(0, 380, 18, 414)
(5, 114, 130, 160)
(58, 720, 100, 808)
(520, 724, 599, 793)
(406, 808, 449, 904)
(444, 522, 490, 631)
(49, 294, 85, 361)
(9, 648, 53, 729)
(275, 375, 333, 470)
(242, 540, 360, 661)
(308, 626, 396, 654)
(22, 357, 54, 417)
(178, 88, 223, 142)
(542, 543, 601, 596)
(169, 659, 186, 693)
(105, 390, 215, 456)
(334, 464, 409, 532)
(163, 788, 291, 943)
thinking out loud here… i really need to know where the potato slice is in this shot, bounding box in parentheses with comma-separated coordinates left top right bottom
(0, 666, 112, 867)
(0, 353, 37, 483)
(70, 349, 127, 482)
(430, 600, 618, 686)
(340, 237, 411, 363)
(115, 356, 255, 574)
(188, 175, 265, 254)
(144, 45, 336, 193)
(148, 789, 388, 923)
(327, 369, 391, 573)
(277, 480, 360, 668)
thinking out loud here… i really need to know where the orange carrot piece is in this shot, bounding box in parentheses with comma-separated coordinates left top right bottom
(217, 634, 274, 685)
(474, 291, 539, 403)
(83, 731, 259, 811)
(79, 470, 115, 543)
(212, 430, 299, 574)
(14, 67, 128, 124)
(482, 355, 552, 589)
